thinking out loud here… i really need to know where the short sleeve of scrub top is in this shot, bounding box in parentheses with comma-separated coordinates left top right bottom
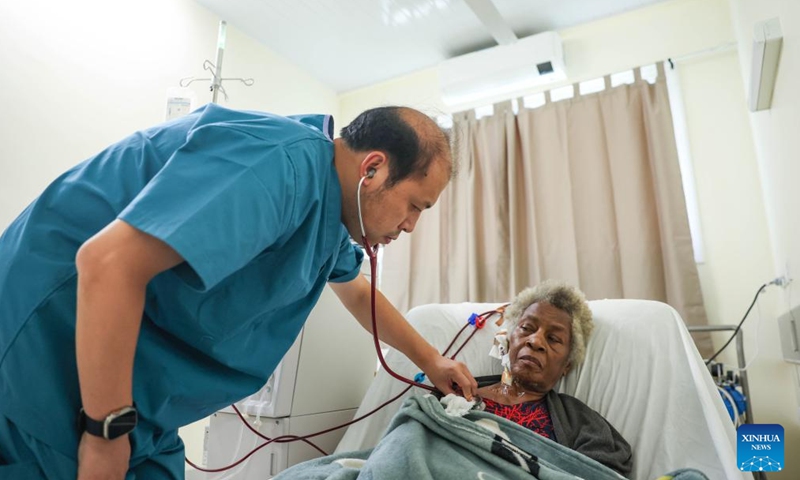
(119, 124, 296, 291)
(328, 229, 364, 283)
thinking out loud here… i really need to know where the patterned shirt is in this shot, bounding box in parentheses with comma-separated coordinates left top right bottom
(482, 397, 555, 440)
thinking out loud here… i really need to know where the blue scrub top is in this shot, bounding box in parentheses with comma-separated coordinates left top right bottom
(0, 104, 363, 464)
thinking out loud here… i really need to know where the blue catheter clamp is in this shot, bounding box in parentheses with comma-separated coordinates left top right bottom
(468, 312, 489, 329)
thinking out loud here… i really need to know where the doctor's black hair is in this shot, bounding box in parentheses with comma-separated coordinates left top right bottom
(340, 106, 451, 188)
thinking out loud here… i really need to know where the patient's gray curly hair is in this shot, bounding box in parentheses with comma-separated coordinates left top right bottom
(505, 280, 593, 367)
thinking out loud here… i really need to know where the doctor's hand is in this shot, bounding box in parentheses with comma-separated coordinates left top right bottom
(421, 355, 478, 401)
(77, 433, 130, 480)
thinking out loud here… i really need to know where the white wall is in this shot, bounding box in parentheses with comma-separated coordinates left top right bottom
(676, 49, 799, 477)
(0, 0, 340, 468)
(339, 0, 736, 125)
(0, 0, 339, 231)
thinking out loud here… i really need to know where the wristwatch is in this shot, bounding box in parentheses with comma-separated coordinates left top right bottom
(79, 404, 138, 440)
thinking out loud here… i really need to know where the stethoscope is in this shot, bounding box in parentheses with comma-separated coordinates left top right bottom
(356, 169, 436, 393)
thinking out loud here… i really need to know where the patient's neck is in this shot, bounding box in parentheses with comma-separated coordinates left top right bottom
(478, 379, 547, 405)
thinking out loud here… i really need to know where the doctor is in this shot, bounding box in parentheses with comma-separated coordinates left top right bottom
(0, 104, 477, 479)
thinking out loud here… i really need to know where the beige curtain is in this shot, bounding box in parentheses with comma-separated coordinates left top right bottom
(382, 64, 711, 354)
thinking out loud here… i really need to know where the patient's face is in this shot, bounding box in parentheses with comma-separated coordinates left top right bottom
(508, 301, 572, 394)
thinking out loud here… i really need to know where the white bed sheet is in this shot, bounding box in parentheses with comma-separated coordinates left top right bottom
(335, 299, 750, 480)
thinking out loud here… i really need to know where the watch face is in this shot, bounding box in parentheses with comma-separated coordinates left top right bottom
(107, 409, 138, 440)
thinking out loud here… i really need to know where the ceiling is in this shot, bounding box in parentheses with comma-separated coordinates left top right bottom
(194, 0, 670, 93)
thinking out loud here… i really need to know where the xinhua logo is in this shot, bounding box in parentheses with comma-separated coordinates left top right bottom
(737, 424, 784, 472)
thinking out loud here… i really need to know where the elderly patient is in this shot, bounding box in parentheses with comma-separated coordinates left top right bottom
(476, 281, 633, 477)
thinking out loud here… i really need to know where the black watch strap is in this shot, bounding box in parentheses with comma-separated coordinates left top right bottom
(79, 404, 138, 440)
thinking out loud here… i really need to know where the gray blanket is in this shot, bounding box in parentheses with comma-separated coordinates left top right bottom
(275, 395, 628, 480)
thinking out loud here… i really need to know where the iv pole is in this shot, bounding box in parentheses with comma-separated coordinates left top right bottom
(179, 21, 254, 103)
(211, 20, 226, 103)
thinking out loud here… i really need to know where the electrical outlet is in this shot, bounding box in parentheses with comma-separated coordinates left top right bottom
(770, 262, 793, 288)
(770, 276, 789, 287)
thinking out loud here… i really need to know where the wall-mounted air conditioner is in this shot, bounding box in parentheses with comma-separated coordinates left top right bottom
(439, 31, 566, 108)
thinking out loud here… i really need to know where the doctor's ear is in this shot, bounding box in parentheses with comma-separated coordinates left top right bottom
(359, 151, 388, 180)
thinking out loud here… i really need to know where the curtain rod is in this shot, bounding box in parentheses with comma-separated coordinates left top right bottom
(668, 41, 739, 67)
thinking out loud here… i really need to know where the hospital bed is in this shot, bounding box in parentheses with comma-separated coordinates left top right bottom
(336, 299, 752, 480)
